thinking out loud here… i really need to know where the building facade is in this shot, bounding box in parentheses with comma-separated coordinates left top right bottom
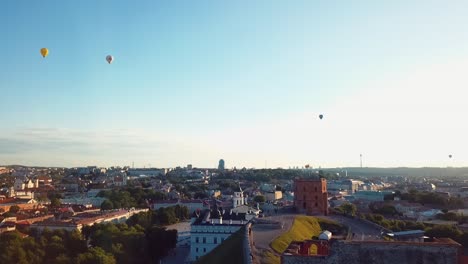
(233, 186, 244, 208)
(294, 178, 328, 215)
(189, 201, 249, 262)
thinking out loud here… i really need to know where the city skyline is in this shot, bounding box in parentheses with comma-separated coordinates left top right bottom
(2, 1, 468, 168)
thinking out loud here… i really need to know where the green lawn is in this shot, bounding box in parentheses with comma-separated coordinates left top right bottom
(270, 216, 322, 254)
(196, 227, 245, 264)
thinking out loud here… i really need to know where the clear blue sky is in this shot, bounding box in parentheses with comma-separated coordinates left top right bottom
(1, 1, 468, 168)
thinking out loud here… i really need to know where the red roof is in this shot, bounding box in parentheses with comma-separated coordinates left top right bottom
(16, 220, 31, 226)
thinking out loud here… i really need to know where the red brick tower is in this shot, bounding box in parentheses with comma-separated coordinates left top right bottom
(294, 178, 328, 215)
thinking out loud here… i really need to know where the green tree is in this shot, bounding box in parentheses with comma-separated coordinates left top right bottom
(50, 198, 61, 207)
(253, 195, 266, 203)
(146, 226, 177, 263)
(76, 247, 116, 264)
(425, 225, 462, 238)
(9, 205, 20, 213)
(101, 200, 114, 210)
(339, 203, 357, 217)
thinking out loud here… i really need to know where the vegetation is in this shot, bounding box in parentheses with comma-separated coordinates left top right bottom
(361, 213, 468, 247)
(97, 188, 167, 209)
(82, 222, 177, 264)
(126, 205, 189, 227)
(0, 206, 182, 264)
(0, 229, 116, 264)
(261, 250, 280, 264)
(436, 212, 468, 223)
(361, 213, 426, 231)
(196, 227, 245, 264)
(316, 218, 347, 236)
(254, 195, 266, 203)
(9, 205, 20, 213)
(400, 189, 464, 209)
(335, 202, 357, 217)
(270, 216, 322, 254)
(369, 203, 398, 216)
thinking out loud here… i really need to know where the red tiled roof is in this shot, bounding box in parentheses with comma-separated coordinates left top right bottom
(16, 220, 31, 225)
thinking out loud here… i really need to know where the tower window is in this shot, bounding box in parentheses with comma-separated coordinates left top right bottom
(214, 237, 218, 244)
(315, 202, 318, 207)
(303, 202, 306, 209)
(203, 237, 206, 244)
(315, 186, 317, 192)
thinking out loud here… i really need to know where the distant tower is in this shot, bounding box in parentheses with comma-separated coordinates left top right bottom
(218, 159, 225, 171)
(233, 184, 244, 208)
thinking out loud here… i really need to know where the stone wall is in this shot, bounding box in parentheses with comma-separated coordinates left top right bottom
(243, 223, 253, 264)
(282, 240, 461, 264)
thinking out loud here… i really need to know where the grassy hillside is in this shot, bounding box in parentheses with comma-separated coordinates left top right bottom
(270, 216, 322, 254)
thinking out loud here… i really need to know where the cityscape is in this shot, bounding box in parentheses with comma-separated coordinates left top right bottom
(3, 1, 468, 264)
(1, 164, 468, 263)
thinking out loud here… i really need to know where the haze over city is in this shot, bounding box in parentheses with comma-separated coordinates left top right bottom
(2, 1, 468, 168)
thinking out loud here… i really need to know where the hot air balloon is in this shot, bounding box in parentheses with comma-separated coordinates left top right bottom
(319, 114, 323, 120)
(40, 48, 49, 58)
(106, 55, 114, 64)
(449, 154, 453, 158)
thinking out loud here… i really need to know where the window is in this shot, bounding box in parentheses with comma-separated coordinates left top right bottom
(315, 186, 317, 192)
(303, 186, 306, 191)
(303, 202, 306, 209)
(221, 237, 225, 242)
(196, 248, 199, 252)
(315, 202, 318, 207)
(214, 237, 218, 244)
(303, 194, 306, 201)
(196, 237, 199, 243)
(315, 195, 318, 200)
(204, 248, 206, 253)
(203, 237, 206, 243)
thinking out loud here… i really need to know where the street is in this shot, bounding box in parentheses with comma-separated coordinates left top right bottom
(319, 214, 383, 241)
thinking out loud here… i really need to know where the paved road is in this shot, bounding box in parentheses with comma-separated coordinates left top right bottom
(319, 215, 384, 241)
(251, 214, 296, 251)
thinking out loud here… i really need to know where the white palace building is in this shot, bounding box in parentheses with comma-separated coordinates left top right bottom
(189, 186, 259, 262)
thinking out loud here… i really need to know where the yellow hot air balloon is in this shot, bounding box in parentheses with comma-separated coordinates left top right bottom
(40, 48, 49, 58)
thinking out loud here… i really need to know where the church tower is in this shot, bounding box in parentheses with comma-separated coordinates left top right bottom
(233, 184, 244, 208)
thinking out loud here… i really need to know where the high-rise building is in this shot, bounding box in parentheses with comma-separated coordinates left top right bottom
(294, 178, 328, 215)
(218, 159, 225, 171)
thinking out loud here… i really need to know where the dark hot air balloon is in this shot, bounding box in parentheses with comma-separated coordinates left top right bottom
(319, 114, 323, 120)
